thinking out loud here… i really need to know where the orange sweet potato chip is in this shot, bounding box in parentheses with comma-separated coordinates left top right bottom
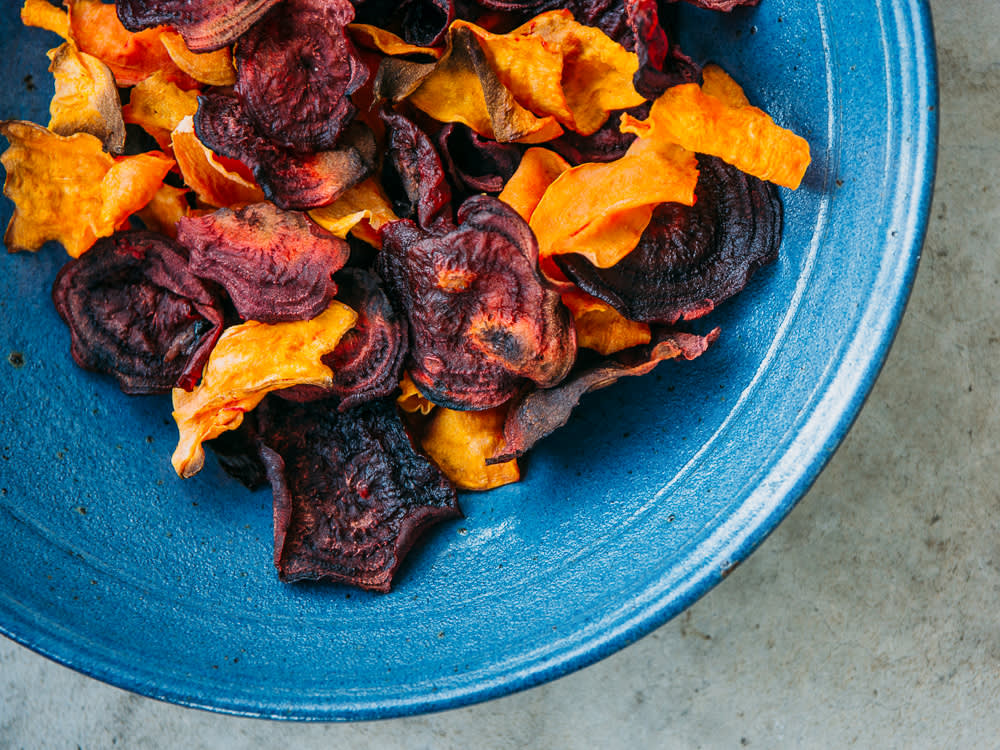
(397, 371, 436, 416)
(1, 120, 173, 257)
(47, 41, 125, 154)
(135, 183, 191, 238)
(160, 30, 236, 87)
(620, 67, 811, 190)
(349, 23, 443, 59)
(123, 72, 200, 152)
(421, 405, 519, 491)
(171, 300, 358, 478)
(560, 288, 651, 355)
(308, 177, 399, 247)
(497, 146, 570, 222)
(529, 136, 699, 276)
(21, 0, 70, 43)
(171, 115, 267, 208)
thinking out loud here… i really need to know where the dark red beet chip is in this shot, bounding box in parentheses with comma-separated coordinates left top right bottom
(207, 419, 269, 490)
(378, 195, 576, 411)
(234, 0, 369, 152)
(488, 326, 719, 463)
(195, 91, 375, 210)
(437, 122, 524, 194)
(556, 155, 782, 325)
(178, 202, 350, 324)
(671, 0, 761, 10)
(51, 231, 224, 395)
(399, 0, 455, 46)
(549, 103, 647, 165)
(627, 0, 701, 100)
(256, 396, 462, 592)
(380, 109, 455, 232)
(116, 0, 282, 52)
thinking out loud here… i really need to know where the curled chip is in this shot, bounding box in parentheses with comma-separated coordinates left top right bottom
(378, 195, 576, 411)
(421, 405, 519, 491)
(116, 0, 282, 53)
(548, 103, 646, 165)
(489, 326, 719, 463)
(497, 146, 570, 222)
(194, 91, 375, 210)
(626, 0, 700, 100)
(397, 0, 455, 47)
(380, 110, 454, 232)
(135, 183, 191, 238)
(47, 42, 125, 154)
(437, 122, 524, 195)
(620, 68, 811, 189)
(1, 120, 173, 257)
(560, 288, 651, 355)
(123, 72, 200, 153)
(557, 155, 782, 324)
(179, 202, 350, 324)
(257, 397, 462, 592)
(234, 0, 369, 152)
(171, 114, 267, 208)
(51, 231, 224, 395)
(171, 300, 358, 478)
(159, 30, 237, 87)
(308, 177, 400, 247)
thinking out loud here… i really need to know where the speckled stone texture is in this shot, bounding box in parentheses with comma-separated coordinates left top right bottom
(2, 1, 996, 747)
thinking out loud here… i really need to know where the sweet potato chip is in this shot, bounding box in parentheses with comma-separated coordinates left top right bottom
(620, 69, 811, 189)
(349, 23, 443, 59)
(171, 300, 358, 478)
(397, 371, 436, 415)
(21, 0, 70, 39)
(46, 42, 125, 154)
(497, 146, 570, 221)
(1, 121, 173, 257)
(171, 115, 267, 208)
(529, 136, 698, 277)
(160, 30, 236, 87)
(122, 72, 200, 152)
(560, 288, 651, 355)
(489, 326, 719, 463)
(135, 183, 191, 238)
(66, 0, 196, 87)
(422, 405, 519, 490)
(308, 177, 399, 246)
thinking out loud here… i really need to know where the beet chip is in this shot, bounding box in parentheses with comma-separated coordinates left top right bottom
(256, 397, 462, 592)
(437, 123, 524, 195)
(51, 231, 224, 395)
(117, 1, 282, 52)
(489, 326, 719, 463)
(671, 0, 761, 10)
(195, 91, 376, 210)
(557, 155, 782, 325)
(235, 0, 369, 152)
(626, 0, 701, 100)
(378, 195, 576, 411)
(178, 202, 350, 324)
(380, 109, 454, 232)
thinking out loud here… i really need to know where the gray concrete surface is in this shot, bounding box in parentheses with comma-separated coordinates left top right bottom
(2, 2, 996, 747)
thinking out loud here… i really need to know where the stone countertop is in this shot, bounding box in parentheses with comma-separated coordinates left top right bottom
(2, 2, 996, 747)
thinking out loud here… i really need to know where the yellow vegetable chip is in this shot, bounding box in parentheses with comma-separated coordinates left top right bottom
(46, 41, 125, 154)
(560, 288, 651, 355)
(21, 0, 70, 42)
(498, 146, 571, 222)
(620, 70, 811, 189)
(397, 372, 436, 416)
(134, 183, 191, 238)
(160, 30, 236, 87)
(308, 177, 399, 247)
(171, 115, 266, 208)
(171, 301, 359, 478)
(421, 406, 520, 491)
(1, 120, 172, 257)
(349, 23, 443, 59)
(123, 72, 200, 152)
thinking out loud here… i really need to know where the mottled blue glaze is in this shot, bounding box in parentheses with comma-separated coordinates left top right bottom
(0, 0, 936, 720)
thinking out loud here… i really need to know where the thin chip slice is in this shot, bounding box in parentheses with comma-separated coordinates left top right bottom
(422, 405, 519, 490)
(349, 23, 443, 59)
(160, 30, 236, 87)
(308, 177, 400, 246)
(116, 0, 282, 53)
(497, 146, 570, 222)
(135, 183, 191, 238)
(1, 120, 173, 257)
(257, 397, 462, 592)
(397, 371, 436, 415)
(560, 288, 651, 355)
(47, 42, 125, 154)
(171, 300, 358, 478)
(122, 72, 200, 152)
(620, 69, 811, 189)
(171, 115, 267, 208)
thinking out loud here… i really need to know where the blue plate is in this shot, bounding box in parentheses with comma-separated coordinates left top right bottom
(0, 0, 936, 720)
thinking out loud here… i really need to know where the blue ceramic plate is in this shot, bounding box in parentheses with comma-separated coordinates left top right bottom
(0, 0, 936, 720)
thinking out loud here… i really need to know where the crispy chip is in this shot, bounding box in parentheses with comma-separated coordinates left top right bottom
(122, 72, 199, 152)
(21, 0, 70, 41)
(421, 405, 519, 491)
(701, 63, 750, 107)
(135, 183, 191, 238)
(560, 288, 651, 355)
(65, 0, 196, 88)
(530, 136, 699, 277)
(397, 371, 436, 416)
(160, 30, 236, 87)
(497, 146, 570, 222)
(171, 115, 266, 208)
(1, 120, 172, 257)
(308, 177, 399, 247)
(47, 42, 125, 154)
(349, 23, 442, 59)
(171, 300, 358, 478)
(620, 68, 811, 189)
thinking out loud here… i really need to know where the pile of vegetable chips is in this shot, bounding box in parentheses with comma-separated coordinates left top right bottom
(2, 0, 809, 592)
